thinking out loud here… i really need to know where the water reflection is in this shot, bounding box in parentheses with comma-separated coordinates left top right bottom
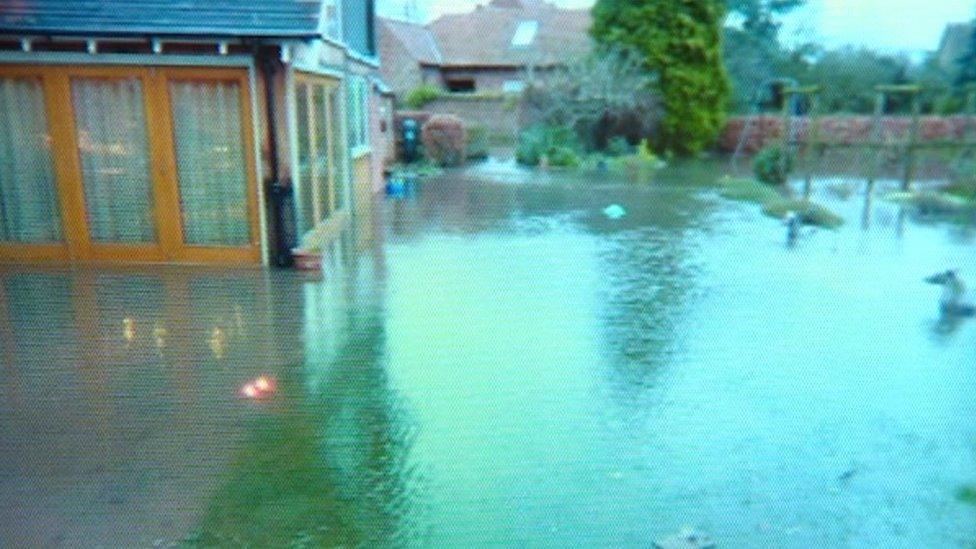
(593, 187, 712, 398)
(0, 267, 308, 547)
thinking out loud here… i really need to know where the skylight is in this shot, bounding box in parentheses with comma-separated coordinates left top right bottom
(511, 20, 539, 47)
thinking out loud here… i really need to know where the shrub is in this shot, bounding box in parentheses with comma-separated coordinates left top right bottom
(421, 115, 467, 167)
(466, 124, 490, 160)
(403, 84, 441, 109)
(753, 145, 794, 186)
(607, 139, 665, 181)
(944, 181, 976, 202)
(546, 146, 582, 168)
(606, 136, 634, 157)
(515, 125, 582, 166)
(522, 49, 660, 152)
(947, 158, 976, 202)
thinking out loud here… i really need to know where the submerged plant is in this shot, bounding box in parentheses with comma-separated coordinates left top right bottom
(515, 125, 582, 167)
(753, 145, 794, 186)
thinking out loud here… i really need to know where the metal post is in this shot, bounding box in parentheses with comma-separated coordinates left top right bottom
(863, 91, 886, 229)
(802, 91, 821, 201)
(780, 88, 792, 185)
(902, 91, 921, 192)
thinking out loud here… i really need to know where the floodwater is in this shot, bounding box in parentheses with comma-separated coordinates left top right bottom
(1, 163, 974, 547)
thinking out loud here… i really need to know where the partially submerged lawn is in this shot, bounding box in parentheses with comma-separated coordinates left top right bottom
(719, 177, 845, 229)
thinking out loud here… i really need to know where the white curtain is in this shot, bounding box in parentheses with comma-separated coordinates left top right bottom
(72, 77, 155, 244)
(329, 85, 346, 212)
(294, 82, 315, 235)
(170, 80, 250, 247)
(312, 84, 332, 219)
(0, 77, 63, 243)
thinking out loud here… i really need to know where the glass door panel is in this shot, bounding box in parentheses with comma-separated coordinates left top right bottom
(170, 80, 251, 247)
(0, 77, 63, 243)
(329, 86, 346, 212)
(72, 77, 156, 244)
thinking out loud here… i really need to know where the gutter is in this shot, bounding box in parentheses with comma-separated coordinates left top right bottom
(257, 47, 296, 268)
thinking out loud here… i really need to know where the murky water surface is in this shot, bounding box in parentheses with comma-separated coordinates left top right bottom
(1, 164, 975, 547)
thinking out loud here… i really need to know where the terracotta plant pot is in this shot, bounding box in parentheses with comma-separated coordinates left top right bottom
(292, 249, 323, 272)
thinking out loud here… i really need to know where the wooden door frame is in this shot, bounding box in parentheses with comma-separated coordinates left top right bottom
(293, 72, 341, 240)
(157, 67, 262, 264)
(0, 64, 261, 265)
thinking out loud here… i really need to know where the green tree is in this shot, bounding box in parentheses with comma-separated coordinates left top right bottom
(725, 0, 803, 42)
(591, 0, 731, 155)
(803, 47, 910, 113)
(956, 15, 976, 89)
(722, 0, 805, 111)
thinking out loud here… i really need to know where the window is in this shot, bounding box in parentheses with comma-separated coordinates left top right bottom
(72, 77, 156, 244)
(347, 76, 370, 152)
(296, 78, 343, 234)
(446, 78, 476, 93)
(0, 77, 63, 243)
(511, 20, 539, 47)
(170, 80, 251, 247)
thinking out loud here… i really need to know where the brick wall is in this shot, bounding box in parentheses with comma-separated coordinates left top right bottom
(720, 115, 976, 154)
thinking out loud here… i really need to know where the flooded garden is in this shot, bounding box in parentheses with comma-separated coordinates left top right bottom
(1, 158, 974, 547)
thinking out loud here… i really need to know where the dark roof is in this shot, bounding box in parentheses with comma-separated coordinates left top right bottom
(378, 17, 441, 65)
(427, 0, 591, 68)
(0, 0, 325, 38)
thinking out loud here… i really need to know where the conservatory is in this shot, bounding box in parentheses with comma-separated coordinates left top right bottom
(0, 0, 387, 265)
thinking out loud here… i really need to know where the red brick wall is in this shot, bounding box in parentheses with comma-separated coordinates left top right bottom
(720, 115, 976, 154)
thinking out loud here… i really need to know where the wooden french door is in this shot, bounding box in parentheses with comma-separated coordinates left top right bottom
(293, 73, 344, 237)
(0, 65, 260, 264)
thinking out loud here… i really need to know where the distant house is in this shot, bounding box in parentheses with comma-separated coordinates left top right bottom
(936, 22, 974, 73)
(0, 0, 392, 267)
(379, 0, 591, 97)
(378, 18, 443, 96)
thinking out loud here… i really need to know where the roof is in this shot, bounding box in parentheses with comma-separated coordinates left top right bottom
(937, 22, 974, 71)
(378, 17, 441, 65)
(0, 0, 325, 39)
(427, 0, 591, 68)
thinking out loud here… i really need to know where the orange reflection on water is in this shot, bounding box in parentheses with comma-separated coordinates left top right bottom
(240, 376, 276, 400)
(209, 327, 227, 359)
(122, 317, 136, 343)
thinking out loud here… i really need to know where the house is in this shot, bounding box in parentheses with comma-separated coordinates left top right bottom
(0, 0, 391, 267)
(378, 0, 591, 97)
(377, 18, 442, 97)
(936, 22, 973, 73)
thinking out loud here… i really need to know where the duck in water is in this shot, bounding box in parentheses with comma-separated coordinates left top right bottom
(925, 270, 976, 317)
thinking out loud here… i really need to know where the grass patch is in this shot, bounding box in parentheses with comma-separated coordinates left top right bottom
(719, 177, 783, 203)
(884, 191, 972, 216)
(184, 344, 407, 547)
(763, 198, 845, 229)
(944, 180, 976, 202)
(718, 177, 844, 229)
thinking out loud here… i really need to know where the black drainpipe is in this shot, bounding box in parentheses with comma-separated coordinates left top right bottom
(258, 47, 296, 268)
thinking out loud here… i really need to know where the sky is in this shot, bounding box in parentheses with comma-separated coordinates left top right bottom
(376, 0, 976, 54)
